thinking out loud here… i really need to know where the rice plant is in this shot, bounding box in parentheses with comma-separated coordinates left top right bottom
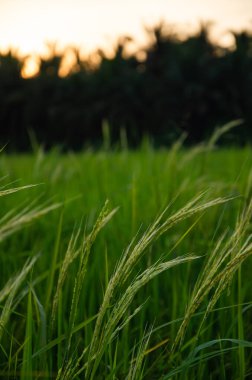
(0, 142, 251, 379)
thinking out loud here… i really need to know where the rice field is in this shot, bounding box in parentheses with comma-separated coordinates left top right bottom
(0, 138, 252, 379)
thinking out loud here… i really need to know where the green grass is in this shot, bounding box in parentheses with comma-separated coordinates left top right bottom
(0, 138, 252, 379)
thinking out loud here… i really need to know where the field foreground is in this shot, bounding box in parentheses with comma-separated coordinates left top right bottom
(0, 144, 252, 379)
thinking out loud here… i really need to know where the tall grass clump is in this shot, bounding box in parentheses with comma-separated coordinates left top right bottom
(0, 136, 251, 379)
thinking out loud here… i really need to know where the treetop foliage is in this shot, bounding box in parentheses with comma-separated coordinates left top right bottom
(0, 23, 252, 150)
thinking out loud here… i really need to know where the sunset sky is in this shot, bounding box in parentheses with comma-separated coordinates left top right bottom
(0, 0, 252, 75)
(0, 0, 252, 53)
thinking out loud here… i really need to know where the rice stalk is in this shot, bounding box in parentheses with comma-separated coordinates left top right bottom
(84, 256, 198, 379)
(85, 193, 232, 378)
(49, 227, 81, 335)
(172, 198, 252, 354)
(207, 119, 243, 149)
(50, 201, 117, 337)
(0, 184, 39, 198)
(0, 254, 38, 342)
(65, 201, 118, 354)
(126, 327, 153, 380)
(20, 287, 33, 380)
(0, 200, 61, 242)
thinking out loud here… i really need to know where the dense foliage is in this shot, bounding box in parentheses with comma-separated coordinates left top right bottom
(1, 24, 252, 150)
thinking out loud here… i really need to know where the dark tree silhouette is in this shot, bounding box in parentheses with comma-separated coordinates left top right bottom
(0, 23, 251, 151)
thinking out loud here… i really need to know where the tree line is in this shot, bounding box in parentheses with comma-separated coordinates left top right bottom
(0, 23, 252, 151)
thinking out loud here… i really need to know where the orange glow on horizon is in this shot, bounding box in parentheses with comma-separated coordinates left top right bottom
(18, 30, 241, 78)
(21, 57, 39, 78)
(19, 28, 240, 78)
